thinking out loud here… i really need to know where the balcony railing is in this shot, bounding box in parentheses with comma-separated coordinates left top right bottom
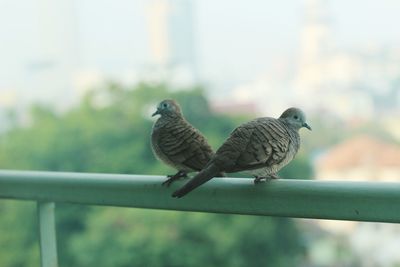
(1, 169, 400, 267)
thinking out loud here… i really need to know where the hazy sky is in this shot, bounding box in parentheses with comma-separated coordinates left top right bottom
(79, 0, 400, 80)
(1, 0, 400, 92)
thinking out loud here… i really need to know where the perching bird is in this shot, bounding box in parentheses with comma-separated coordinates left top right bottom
(151, 99, 222, 186)
(172, 107, 311, 198)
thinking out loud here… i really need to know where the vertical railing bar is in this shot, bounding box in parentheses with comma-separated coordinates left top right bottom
(37, 201, 59, 267)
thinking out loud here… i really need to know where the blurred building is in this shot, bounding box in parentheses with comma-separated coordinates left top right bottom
(295, 0, 400, 113)
(296, 0, 334, 95)
(314, 134, 400, 233)
(316, 135, 400, 181)
(231, 0, 400, 120)
(27, 0, 80, 110)
(312, 135, 400, 266)
(146, 0, 198, 86)
(0, 0, 81, 119)
(349, 222, 400, 267)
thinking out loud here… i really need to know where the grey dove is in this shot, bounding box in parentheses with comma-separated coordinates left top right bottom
(151, 99, 223, 186)
(172, 107, 311, 198)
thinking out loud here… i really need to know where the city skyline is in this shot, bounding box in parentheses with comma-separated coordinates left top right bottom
(0, 0, 399, 114)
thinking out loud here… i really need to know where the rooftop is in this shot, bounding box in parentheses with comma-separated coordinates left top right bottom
(317, 135, 400, 170)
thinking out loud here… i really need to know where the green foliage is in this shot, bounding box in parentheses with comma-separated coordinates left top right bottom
(0, 82, 311, 266)
(279, 153, 314, 180)
(0, 200, 40, 267)
(69, 208, 304, 267)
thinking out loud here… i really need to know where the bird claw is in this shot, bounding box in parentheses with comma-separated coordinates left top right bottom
(162, 171, 187, 187)
(162, 178, 175, 187)
(253, 174, 279, 184)
(253, 176, 265, 184)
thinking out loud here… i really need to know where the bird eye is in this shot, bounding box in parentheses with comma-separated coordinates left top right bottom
(294, 115, 299, 120)
(162, 103, 168, 108)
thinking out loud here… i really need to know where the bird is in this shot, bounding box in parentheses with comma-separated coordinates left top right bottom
(151, 99, 222, 186)
(172, 107, 311, 198)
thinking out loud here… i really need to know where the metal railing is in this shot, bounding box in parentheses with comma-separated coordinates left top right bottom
(1, 170, 400, 267)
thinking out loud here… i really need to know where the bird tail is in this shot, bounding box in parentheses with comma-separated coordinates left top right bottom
(172, 164, 221, 198)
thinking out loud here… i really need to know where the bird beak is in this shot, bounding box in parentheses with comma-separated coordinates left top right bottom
(152, 109, 160, 117)
(303, 123, 312, 131)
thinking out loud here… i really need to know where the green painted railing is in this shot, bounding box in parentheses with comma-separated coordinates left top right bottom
(1, 170, 400, 267)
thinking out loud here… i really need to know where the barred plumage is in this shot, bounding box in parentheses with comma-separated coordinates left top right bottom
(172, 107, 311, 198)
(151, 99, 220, 186)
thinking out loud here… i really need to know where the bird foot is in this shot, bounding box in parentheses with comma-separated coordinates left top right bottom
(253, 174, 279, 184)
(162, 171, 188, 187)
(253, 176, 265, 184)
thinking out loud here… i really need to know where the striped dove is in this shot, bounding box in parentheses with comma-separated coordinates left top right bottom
(151, 99, 222, 186)
(172, 107, 311, 198)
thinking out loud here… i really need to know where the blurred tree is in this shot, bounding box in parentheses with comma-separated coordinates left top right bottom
(279, 152, 314, 180)
(0, 201, 39, 267)
(0, 83, 309, 267)
(69, 208, 304, 267)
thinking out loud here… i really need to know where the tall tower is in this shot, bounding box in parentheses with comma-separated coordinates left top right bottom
(27, 0, 79, 109)
(299, 0, 332, 65)
(296, 0, 333, 94)
(146, 0, 198, 85)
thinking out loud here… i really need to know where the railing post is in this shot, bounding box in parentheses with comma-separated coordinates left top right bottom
(37, 201, 58, 267)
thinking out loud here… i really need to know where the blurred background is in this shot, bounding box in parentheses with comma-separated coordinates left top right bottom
(0, 0, 399, 266)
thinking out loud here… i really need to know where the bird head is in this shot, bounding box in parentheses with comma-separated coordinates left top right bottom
(279, 107, 311, 131)
(152, 99, 183, 118)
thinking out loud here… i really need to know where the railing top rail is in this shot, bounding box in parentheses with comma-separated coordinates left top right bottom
(1, 170, 400, 223)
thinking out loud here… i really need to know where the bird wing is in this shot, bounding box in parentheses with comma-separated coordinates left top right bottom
(158, 122, 213, 171)
(213, 118, 291, 172)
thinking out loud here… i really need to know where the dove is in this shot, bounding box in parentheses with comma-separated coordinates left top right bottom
(151, 99, 222, 186)
(172, 107, 311, 198)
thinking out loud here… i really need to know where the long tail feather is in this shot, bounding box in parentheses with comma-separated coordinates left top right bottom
(172, 164, 220, 198)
